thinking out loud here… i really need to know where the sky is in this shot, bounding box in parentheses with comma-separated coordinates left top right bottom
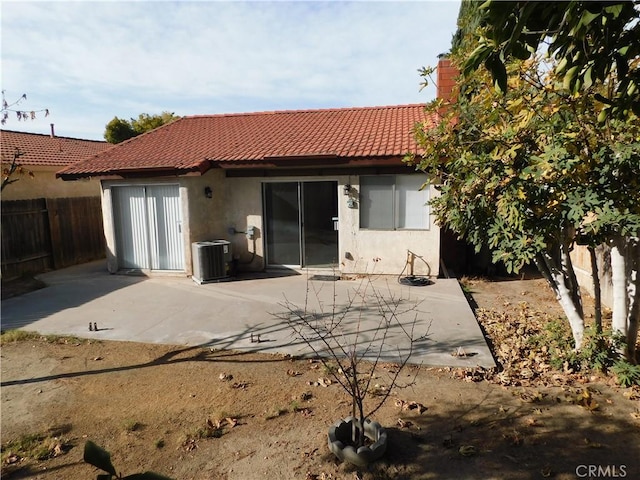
(1, 0, 461, 141)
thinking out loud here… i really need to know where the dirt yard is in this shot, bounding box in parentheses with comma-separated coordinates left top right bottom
(1, 277, 639, 479)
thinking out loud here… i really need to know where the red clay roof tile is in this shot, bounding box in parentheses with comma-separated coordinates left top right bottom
(57, 104, 435, 178)
(1, 130, 110, 167)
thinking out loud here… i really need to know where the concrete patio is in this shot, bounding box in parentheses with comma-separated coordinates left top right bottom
(1, 261, 496, 368)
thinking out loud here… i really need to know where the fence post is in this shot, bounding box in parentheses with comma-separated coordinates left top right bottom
(46, 197, 62, 270)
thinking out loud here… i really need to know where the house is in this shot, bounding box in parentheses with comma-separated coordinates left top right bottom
(1, 129, 112, 279)
(57, 103, 441, 278)
(0, 128, 110, 200)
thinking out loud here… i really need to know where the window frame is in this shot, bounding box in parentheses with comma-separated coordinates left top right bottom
(359, 174, 430, 231)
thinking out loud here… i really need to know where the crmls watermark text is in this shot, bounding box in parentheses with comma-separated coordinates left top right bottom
(576, 465, 627, 478)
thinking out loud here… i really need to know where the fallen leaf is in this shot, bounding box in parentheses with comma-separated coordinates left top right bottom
(406, 401, 428, 414)
(5, 454, 21, 465)
(183, 438, 198, 451)
(525, 417, 542, 427)
(458, 445, 477, 456)
(397, 418, 413, 428)
(451, 346, 467, 357)
(302, 448, 318, 458)
(503, 431, 523, 446)
(225, 417, 238, 428)
(299, 391, 313, 401)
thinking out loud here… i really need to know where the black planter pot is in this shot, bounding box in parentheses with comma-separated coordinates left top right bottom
(327, 416, 388, 467)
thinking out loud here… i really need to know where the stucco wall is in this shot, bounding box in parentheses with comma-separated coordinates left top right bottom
(101, 171, 259, 275)
(571, 244, 613, 309)
(223, 176, 265, 271)
(100, 172, 440, 278)
(186, 169, 230, 242)
(1, 166, 100, 200)
(225, 173, 440, 277)
(338, 177, 440, 277)
(186, 170, 265, 272)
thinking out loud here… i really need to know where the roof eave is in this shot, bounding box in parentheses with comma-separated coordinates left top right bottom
(57, 159, 212, 181)
(213, 155, 410, 169)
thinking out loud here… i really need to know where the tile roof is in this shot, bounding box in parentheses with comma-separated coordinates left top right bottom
(57, 104, 434, 179)
(1, 130, 110, 167)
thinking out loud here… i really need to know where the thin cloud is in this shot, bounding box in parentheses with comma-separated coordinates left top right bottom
(1, 1, 460, 139)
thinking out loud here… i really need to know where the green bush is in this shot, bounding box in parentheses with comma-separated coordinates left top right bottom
(611, 361, 640, 387)
(530, 319, 639, 386)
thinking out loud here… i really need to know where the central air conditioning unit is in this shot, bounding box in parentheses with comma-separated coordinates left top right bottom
(192, 240, 232, 284)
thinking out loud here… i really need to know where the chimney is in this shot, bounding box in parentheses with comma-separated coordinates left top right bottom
(50, 123, 55, 138)
(436, 57, 459, 103)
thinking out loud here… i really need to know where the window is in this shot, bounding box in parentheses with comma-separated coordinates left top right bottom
(359, 175, 429, 230)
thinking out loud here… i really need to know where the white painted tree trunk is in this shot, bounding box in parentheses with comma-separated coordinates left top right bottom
(552, 269, 585, 349)
(560, 238, 584, 319)
(541, 251, 585, 349)
(610, 238, 628, 337)
(624, 237, 639, 362)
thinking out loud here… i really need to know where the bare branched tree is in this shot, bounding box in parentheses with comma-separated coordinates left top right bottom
(1, 91, 49, 125)
(1, 148, 33, 191)
(275, 276, 428, 450)
(1, 91, 49, 190)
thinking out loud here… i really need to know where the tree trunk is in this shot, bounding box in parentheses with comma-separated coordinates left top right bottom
(588, 246, 603, 334)
(625, 237, 639, 363)
(356, 414, 365, 448)
(538, 251, 585, 349)
(349, 354, 366, 448)
(561, 238, 584, 319)
(610, 237, 628, 337)
(534, 253, 554, 288)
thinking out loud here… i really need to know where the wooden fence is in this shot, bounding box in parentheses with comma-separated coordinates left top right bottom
(1, 197, 105, 280)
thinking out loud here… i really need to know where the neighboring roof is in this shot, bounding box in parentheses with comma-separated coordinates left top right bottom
(0, 129, 110, 167)
(57, 104, 435, 179)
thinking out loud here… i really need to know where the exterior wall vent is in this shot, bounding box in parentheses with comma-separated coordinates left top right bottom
(192, 240, 232, 284)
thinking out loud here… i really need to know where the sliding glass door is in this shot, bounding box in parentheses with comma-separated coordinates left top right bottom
(264, 181, 338, 267)
(112, 184, 184, 271)
(264, 182, 301, 265)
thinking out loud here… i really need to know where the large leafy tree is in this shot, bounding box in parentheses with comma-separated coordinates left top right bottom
(411, 1, 639, 360)
(465, 1, 640, 118)
(104, 111, 180, 144)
